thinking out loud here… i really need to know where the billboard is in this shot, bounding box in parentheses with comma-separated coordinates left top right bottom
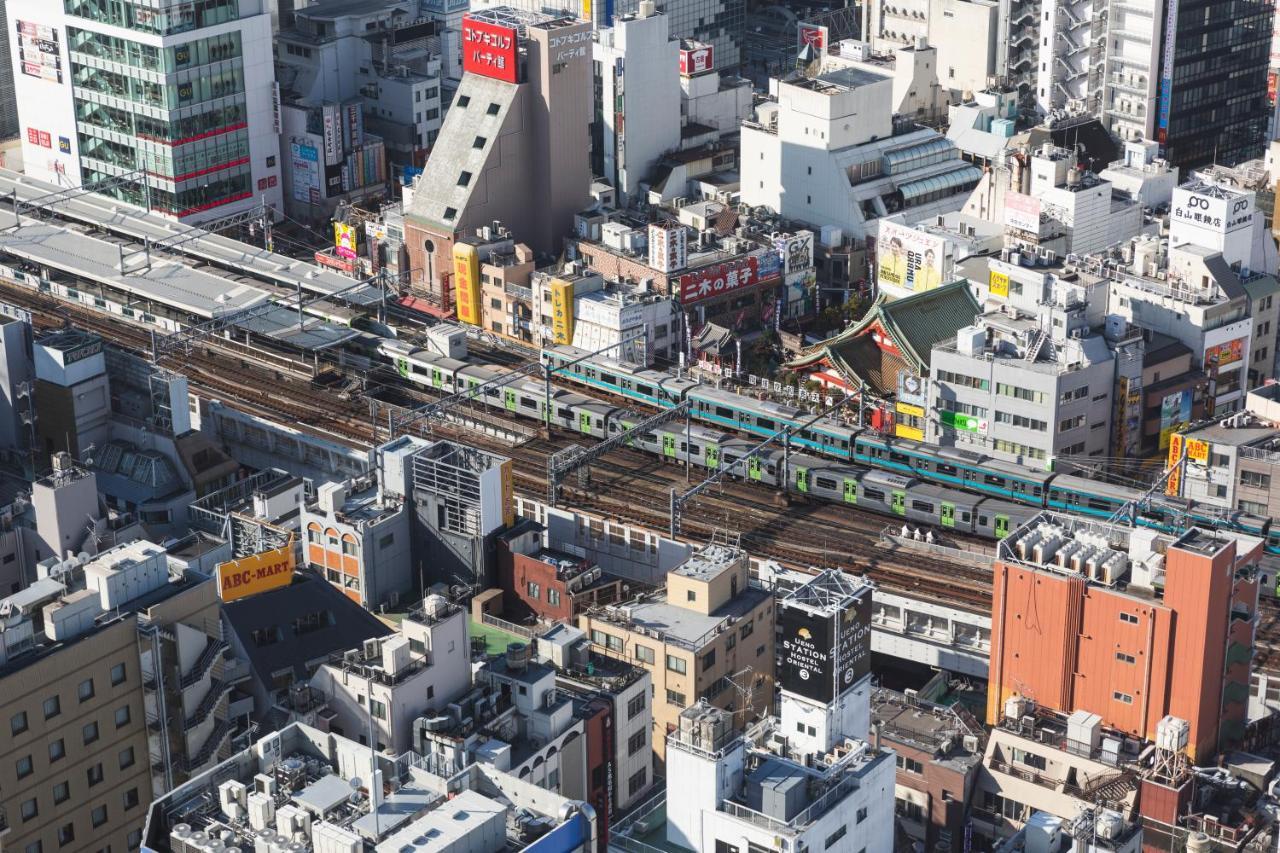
(16, 20, 62, 84)
(677, 255, 762, 305)
(774, 231, 814, 276)
(1157, 0, 1178, 140)
(778, 603, 834, 703)
(989, 269, 1010, 298)
(1159, 389, 1193, 450)
(835, 591, 872, 693)
(1004, 192, 1042, 233)
(334, 222, 357, 260)
(321, 103, 341, 166)
(1205, 337, 1245, 370)
(876, 220, 946, 294)
(453, 243, 482, 325)
(462, 17, 518, 84)
(797, 23, 827, 54)
(1186, 437, 1210, 465)
(218, 544, 295, 603)
(550, 277, 576, 344)
(897, 370, 925, 408)
(678, 45, 713, 75)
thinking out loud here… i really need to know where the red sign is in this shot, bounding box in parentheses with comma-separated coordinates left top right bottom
(679, 46, 713, 76)
(798, 24, 826, 51)
(27, 128, 38, 145)
(677, 256, 762, 305)
(314, 251, 355, 274)
(37, 131, 51, 149)
(462, 17, 518, 83)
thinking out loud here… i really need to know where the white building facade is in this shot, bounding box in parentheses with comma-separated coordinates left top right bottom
(7, 0, 283, 222)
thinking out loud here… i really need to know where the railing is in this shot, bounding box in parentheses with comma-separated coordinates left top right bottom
(180, 637, 228, 690)
(184, 679, 232, 729)
(480, 612, 539, 639)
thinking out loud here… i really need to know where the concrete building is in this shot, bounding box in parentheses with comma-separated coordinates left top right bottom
(404, 8, 593, 305)
(308, 594, 470, 755)
(611, 570, 892, 853)
(0, 0, 16, 141)
(0, 301, 35, 470)
(929, 307, 1115, 468)
(575, 542, 775, 764)
(0, 541, 225, 853)
(1097, 139, 1181, 210)
(141, 721, 602, 853)
(593, 5, 681, 204)
(873, 687, 986, 852)
(988, 513, 1262, 763)
(829, 39, 950, 126)
(740, 59, 982, 241)
(6, 0, 282, 221)
(678, 43, 752, 145)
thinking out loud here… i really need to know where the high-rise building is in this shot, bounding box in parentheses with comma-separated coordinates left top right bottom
(0, 0, 18, 140)
(404, 7, 592, 304)
(987, 513, 1262, 763)
(5, 0, 283, 222)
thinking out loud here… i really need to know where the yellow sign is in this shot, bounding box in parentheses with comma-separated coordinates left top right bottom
(334, 223, 357, 259)
(1166, 463, 1181, 497)
(1186, 438, 1210, 465)
(990, 270, 1010, 298)
(896, 402, 925, 418)
(1165, 434, 1183, 496)
(500, 458, 515, 528)
(550, 278, 575, 345)
(217, 543, 296, 603)
(896, 424, 924, 441)
(453, 243, 481, 325)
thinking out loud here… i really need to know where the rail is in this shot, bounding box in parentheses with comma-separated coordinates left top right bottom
(480, 612, 539, 639)
(180, 637, 229, 690)
(184, 678, 232, 729)
(879, 527, 996, 568)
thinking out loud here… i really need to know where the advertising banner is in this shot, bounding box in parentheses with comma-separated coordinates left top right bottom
(835, 592, 872, 694)
(678, 45, 713, 75)
(1159, 389, 1193, 450)
(16, 20, 62, 83)
(550, 278, 576, 345)
(797, 23, 827, 54)
(677, 256, 762, 305)
(290, 142, 320, 203)
(453, 243, 482, 325)
(876, 220, 946, 293)
(1004, 192, 1042, 233)
(990, 269, 1010, 298)
(462, 17, 518, 83)
(217, 544, 295, 603)
(778, 603, 835, 703)
(334, 222, 357, 260)
(1205, 337, 1245, 370)
(897, 370, 925, 408)
(774, 231, 814, 276)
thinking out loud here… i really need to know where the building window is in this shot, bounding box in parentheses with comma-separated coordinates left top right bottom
(118, 747, 135, 770)
(128, 830, 142, 851)
(1241, 471, 1271, 489)
(83, 721, 100, 745)
(88, 763, 105, 787)
(634, 645, 655, 664)
(627, 694, 645, 719)
(1120, 612, 1139, 625)
(16, 754, 33, 779)
(666, 654, 687, 674)
(628, 768, 648, 795)
(458, 171, 472, 186)
(740, 621, 754, 639)
(473, 136, 486, 148)
(665, 689, 686, 707)
(58, 823, 74, 847)
(443, 207, 457, 221)
(527, 581, 540, 600)
(457, 95, 471, 108)
(111, 663, 127, 686)
(487, 102, 500, 115)
(21, 798, 37, 822)
(701, 649, 716, 671)
(92, 806, 108, 828)
(53, 782, 70, 805)
(825, 826, 847, 848)
(548, 588, 561, 606)
(686, 589, 696, 602)
(857, 806, 868, 823)
(79, 678, 95, 702)
(11, 710, 28, 736)
(370, 699, 387, 720)
(25, 842, 41, 853)
(628, 730, 646, 755)
(1116, 652, 1136, 664)
(44, 696, 61, 720)
(114, 705, 131, 728)
(896, 754, 924, 774)
(49, 739, 66, 762)
(122, 788, 140, 811)
(1113, 691, 1134, 704)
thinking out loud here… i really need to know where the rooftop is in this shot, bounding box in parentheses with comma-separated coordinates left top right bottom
(591, 583, 770, 650)
(672, 542, 741, 582)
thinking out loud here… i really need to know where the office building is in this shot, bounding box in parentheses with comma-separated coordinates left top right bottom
(988, 513, 1262, 763)
(308, 595, 471, 755)
(405, 8, 593, 305)
(5, 0, 283, 221)
(575, 542, 775, 763)
(740, 56, 981, 240)
(0, 541, 225, 853)
(611, 570, 892, 853)
(0, 0, 16, 140)
(593, 5, 681, 204)
(141, 722, 601, 853)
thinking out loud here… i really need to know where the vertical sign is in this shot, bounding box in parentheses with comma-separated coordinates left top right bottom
(550, 278, 576, 344)
(778, 602, 835, 703)
(835, 592, 872, 695)
(453, 243, 482, 325)
(1158, 2, 1179, 141)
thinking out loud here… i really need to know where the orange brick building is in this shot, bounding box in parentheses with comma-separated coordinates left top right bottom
(987, 515, 1261, 764)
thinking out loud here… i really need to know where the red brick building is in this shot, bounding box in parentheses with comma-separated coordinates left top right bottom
(496, 521, 623, 623)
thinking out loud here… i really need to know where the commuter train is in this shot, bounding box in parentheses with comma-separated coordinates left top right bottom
(372, 338, 1278, 553)
(375, 337, 1037, 539)
(539, 345, 1280, 553)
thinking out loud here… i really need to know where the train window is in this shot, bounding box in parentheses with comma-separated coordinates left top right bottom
(961, 512, 971, 522)
(558, 407, 572, 419)
(983, 475, 1005, 486)
(1011, 482, 1026, 493)
(520, 399, 536, 410)
(863, 488, 885, 502)
(1088, 499, 1112, 511)
(716, 406, 735, 419)
(412, 364, 428, 375)
(912, 500, 933, 512)
(758, 417, 775, 431)
(765, 464, 776, 474)
(890, 451, 909, 464)
(978, 516, 988, 525)
(938, 463, 957, 476)
(585, 368, 595, 378)
(637, 384, 654, 396)
(687, 444, 701, 455)
(596, 418, 604, 428)
(840, 439, 849, 448)
(486, 388, 499, 397)
(600, 373, 617, 386)
(816, 477, 837, 490)
(1032, 486, 1042, 496)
